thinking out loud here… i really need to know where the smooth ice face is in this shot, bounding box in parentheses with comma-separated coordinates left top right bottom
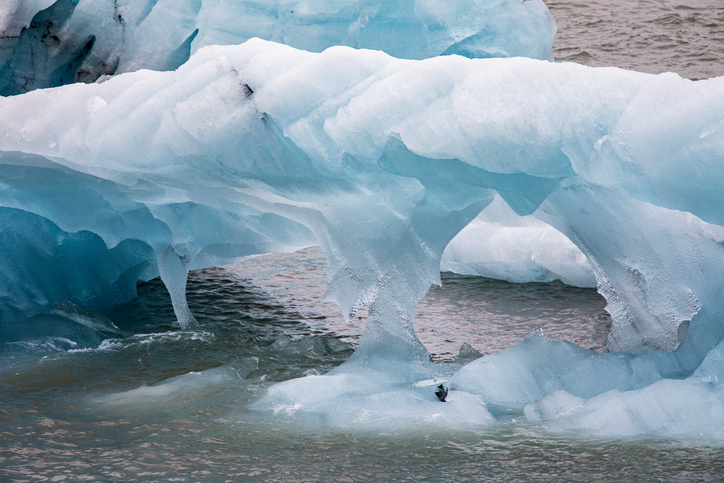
(0, 0, 556, 95)
(2, 40, 724, 378)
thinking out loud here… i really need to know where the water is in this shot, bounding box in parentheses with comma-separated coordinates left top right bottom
(548, 0, 724, 80)
(223, 248, 611, 359)
(4, 1, 724, 480)
(3, 248, 722, 482)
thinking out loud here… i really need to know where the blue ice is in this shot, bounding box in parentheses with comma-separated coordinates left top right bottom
(1, 3, 723, 439)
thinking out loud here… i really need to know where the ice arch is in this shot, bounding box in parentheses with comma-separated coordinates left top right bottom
(1, 40, 723, 364)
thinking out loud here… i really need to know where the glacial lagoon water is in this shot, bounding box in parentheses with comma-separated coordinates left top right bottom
(549, 0, 724, 80)
(3, 247, 724, 481)
(3, 1, 724, 481)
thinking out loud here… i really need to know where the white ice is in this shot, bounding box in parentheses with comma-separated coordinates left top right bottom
(441, 195, 596, 287)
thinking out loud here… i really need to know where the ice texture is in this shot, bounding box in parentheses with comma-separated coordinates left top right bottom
(3, 40, 724, 438)
(522, 338, 724, 439)
(441, 195, 596, 287)
(252, 365, 496, 431)
(0, 0, 556, 95)
(0, 1, 55, 66)
(2, 40, 724, 354)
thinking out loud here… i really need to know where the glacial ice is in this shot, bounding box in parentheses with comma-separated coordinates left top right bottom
(2, 39, 724, 355)
(2, 37, 724, 438)
(523, 338, 724, 439)
(0, 0, 556, 95)
(96, 365, 250, 406)
(254, 370, 497, 431)
(441, 195, 596, 287)
(0, 0, 56, 68)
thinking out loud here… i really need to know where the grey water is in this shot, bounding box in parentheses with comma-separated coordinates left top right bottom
(3, 248, 723, 482)
(4, 1, 724, 481)
(548, 0, 724, 80)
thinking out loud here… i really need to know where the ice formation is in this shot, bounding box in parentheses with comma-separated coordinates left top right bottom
(441, 194, 596, 287)
(0, 0, 56, 67)
(3, 38, 723, 353)
(0, 0, 555, 95)
(2, 30, 724, 437)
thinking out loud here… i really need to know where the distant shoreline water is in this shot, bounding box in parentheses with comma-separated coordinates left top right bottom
(548, 0, 724, 80)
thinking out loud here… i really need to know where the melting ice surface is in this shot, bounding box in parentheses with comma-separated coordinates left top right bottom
(1, 3, 724, 445)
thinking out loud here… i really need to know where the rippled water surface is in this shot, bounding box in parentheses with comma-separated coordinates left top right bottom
(3, 1, 724, 481)
(548, 0, 724, 79)
(3, 248, 723, 482)
(224, 248, 611, 359)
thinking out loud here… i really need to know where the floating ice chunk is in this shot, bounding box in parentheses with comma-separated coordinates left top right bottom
(448, 330, 599, 411)
(523, 389, 585, 422)
(443, 325, 724, 436)
(192, 0, 556, 61)
(270, 335, 354, 357)
(2, 40, 724, 359)
(442, 195, 596, 287)
(523, 381, 724, 439)
(253, 362, 495, 430)
(95, 365, 247, 406)
(0, 37, 721, 437)
(454, 342, 484, 366)
(445, 323, 724, 416)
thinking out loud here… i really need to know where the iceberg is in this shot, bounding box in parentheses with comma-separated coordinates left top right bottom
(0, 0, 556, 95)
(0, 0, 56, 68)
(441, 194, 596, 287)
(2, 38, 724, 438)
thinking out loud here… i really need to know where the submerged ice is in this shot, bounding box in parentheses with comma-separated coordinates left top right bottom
(2, 34, 724, 438)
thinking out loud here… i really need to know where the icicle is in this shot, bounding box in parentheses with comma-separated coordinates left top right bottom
(155, 244, 198, 329)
